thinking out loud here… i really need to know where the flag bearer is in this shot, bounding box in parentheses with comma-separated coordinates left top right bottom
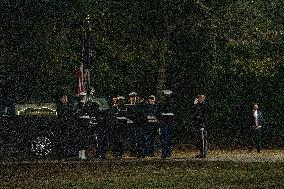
(76, 92, 89, 160)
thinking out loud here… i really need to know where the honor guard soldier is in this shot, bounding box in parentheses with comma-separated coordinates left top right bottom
(126, 92, 146, 158)
(144, 95, 159, 157)
(125, 92, 138, 157)
(111, 96, 127, 159)
(112, 97, 118, 107)
(158, 90, 175, 159)
(85, 87, 109, 159)
(193, 94, 209, 158)
(76, 92, 86, 114)
(76, 92, 90, 160)
(86, 97, 107, 160)
(76, 91, 101, 160)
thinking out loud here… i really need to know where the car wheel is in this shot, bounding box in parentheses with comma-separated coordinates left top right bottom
(30, 135, 53, 158)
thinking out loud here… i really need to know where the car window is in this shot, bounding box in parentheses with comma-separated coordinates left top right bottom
(15, 103, 57, 116)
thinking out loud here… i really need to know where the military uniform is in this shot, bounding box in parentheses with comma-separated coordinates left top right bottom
(111, 97, 127, 159)
(144, 96, 159, 157)
(125, 103, 146, 157)
(158, 90, 175, 159)
(76, 95, 91, 160)
(85, 101, 108, 160)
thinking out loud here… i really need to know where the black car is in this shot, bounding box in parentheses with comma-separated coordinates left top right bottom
(0, 98, 111, 160)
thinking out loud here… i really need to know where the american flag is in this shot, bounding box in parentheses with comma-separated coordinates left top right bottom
(76, 62, 86, 96)
(76, 16, 93, 96)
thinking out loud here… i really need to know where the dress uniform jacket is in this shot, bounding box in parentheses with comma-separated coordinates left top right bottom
(158, 101, 175, 158)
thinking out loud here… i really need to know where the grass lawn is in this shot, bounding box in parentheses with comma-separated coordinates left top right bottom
(1, 150, 283, 189)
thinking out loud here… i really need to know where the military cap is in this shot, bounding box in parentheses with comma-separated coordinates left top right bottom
(149, 95, 156, 99)
(80, 92, 87, 96)
(162, 90, 173, 95)
(117, 96, 125, 100)
(128, 92, 138, 97)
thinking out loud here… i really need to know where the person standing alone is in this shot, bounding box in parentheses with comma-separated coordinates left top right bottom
(193, 94, 208, 158)
(249, 103, 264, 153)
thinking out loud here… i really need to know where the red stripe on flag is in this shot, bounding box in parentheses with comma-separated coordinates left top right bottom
(76, 63, 86, 96)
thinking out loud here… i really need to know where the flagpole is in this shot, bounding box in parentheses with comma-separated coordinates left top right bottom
(81, 15, 93, 98)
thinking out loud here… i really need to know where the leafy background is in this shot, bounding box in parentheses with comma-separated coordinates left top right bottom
(1, 0, 283, 148)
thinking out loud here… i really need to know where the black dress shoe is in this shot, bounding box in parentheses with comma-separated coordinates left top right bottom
(99, 155, 106, 160)
(195, 154, 206, 158)
(248, 147, 253, 153)
(115, 156, 122, 160)
(161, 155, 170, 159)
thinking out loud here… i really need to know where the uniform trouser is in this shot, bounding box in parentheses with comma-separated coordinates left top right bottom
(144, 122, 157, 156)
(160, 124, 173, 158)
(96, 125, 108, 158)
(112, 122, 126, 158)
(60, 118, 86, 157)
(127, 123, 136, 156)
(137, 125, 146, 157)
(194, 127, 208, 156)
(249, 127, 262, 151)
(59, 120, 75, 157)
(128, 123, 145, 157)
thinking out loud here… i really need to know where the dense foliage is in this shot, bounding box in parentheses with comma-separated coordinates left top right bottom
(1, 0, 283, 148)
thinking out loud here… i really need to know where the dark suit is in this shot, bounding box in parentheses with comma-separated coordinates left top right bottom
(57, 100, 76, 157)
(57, 102, 74, 118)
(193, 101, 209, 157)
(249, 110, 264, 152)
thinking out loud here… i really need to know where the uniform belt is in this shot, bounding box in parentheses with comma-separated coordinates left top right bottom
(116, 116, 127, 120)
(79, 115, 90, 119)
(147, 116, 158, 123)
(127, 119, 134, 124)
(161, 113, 174, 116)
(148, 120, 158, 123)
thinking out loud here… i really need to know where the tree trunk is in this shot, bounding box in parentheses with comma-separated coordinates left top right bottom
(157, 40, 167, 100)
